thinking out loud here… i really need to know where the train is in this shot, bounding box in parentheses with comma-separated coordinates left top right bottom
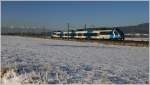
(51, 28, 125, 40)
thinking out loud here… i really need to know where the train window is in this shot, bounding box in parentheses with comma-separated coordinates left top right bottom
(100, 32, 109, 35)
(65, 34, 67, 36)
(78, 33, 83, 36)
(53, 33, 57, 35)
(83, 33, 87, 36)
(91, 33, 99, 36)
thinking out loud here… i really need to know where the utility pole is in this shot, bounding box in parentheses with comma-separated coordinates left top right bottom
(67, 23, 69, 40)
(84, 24, 86, 31)
(84, 24, 87, 40)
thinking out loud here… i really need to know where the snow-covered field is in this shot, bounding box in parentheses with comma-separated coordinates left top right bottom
(125, 38, 149, 41)
(1, 36, 149, 84)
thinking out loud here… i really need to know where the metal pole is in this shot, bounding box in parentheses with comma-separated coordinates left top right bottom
(84, 24, 87, 40)
(67, 23, 69, 40)
(85, 24, 86, 31)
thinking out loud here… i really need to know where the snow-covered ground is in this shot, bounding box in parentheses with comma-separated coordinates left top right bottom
(125, 38, 149, 41)
(1, 36, 149, 84)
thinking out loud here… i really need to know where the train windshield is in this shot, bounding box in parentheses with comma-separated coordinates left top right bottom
(113, 28, 125, 40)
(114, 31, 119, 35)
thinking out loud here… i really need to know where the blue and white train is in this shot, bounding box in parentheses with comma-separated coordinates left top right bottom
(51, 28, 124, 40)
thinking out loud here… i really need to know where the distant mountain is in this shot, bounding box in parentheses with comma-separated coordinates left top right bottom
(78, 23, 149, 34)
(116, 23, 149, 34)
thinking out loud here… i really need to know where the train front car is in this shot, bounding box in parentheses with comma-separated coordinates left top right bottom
(111, 28, 125, 40)
(90, 28, 125, 40)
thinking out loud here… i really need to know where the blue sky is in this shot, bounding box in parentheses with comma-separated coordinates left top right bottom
(2, 1, 149, 29)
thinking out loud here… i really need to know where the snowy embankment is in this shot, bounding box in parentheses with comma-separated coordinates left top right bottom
(1, 36, 149, 84)
(125, 38, 149, 41)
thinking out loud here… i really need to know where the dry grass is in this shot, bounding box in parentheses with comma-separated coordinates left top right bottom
(1, 67, 47, 84)
(0, 66, 113, 84)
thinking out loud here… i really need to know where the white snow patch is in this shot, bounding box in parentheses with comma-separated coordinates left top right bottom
(1, 36, 149, 84)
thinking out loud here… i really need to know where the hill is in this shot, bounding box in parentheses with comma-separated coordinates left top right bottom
(116, 23, 149, 34)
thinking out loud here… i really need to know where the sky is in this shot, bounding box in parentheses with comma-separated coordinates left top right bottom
(1, 1, 149, 30)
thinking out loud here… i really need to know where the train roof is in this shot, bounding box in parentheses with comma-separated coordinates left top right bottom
(52, 31, 62, 32)
(88, 27, 112, 30)
(52, 28, 122, 33)
(75, 31, 88, 33)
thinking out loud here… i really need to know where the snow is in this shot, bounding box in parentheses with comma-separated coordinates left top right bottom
(125, 38, 149, 41)
(1, 36, 149, 84)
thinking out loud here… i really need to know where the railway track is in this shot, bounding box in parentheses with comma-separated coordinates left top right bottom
(51, 38, 149, 47)
(93, 40, 149, 47)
